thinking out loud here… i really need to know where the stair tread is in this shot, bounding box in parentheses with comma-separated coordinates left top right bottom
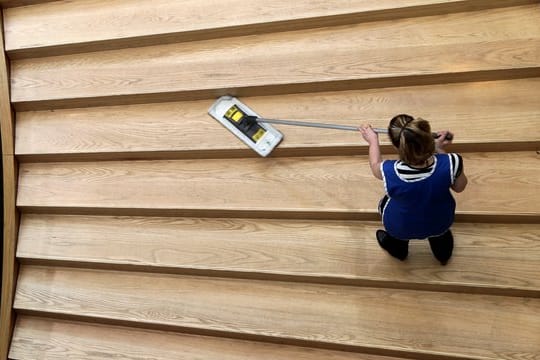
(16, 214, 540, 295)
(5, 2, 540, 360)
(5, 1, 536, 58)
(14, 265, 540, 359)
(0, 0, 56, 9)
(10, 5, 540, 109)
(14, 78, 540, 159)
(16, 152, 540, 220)
(8, 316, 411, 360)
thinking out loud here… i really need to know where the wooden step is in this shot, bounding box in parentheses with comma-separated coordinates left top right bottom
(13, 265, 540, 359)
(0, 0, 56, 9)
(4, 0, 537, 59)
(9, 316, 407, 360)
(10, 5, 540, 110)
(16, 152, 540, 222)
(14, 78, 540, 161)
(16, 214, 540, 297)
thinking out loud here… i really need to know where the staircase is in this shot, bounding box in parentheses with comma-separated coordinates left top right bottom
(1, 1, 539, 359)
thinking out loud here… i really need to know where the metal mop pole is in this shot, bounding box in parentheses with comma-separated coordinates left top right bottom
(256, 117, 452, 140)
(257, 118, 387, 134)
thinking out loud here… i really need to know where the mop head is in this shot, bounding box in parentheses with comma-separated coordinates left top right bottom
(208, 96, 283, 157)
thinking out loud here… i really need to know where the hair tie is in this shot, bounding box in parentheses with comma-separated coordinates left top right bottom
(397, 118, 414, 143)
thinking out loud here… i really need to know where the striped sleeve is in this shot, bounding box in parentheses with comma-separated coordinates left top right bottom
(449, 153, 463, 183)
(380, 160, 389, 194)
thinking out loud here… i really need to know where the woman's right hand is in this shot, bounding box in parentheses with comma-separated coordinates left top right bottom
(359, 124, 379, 146)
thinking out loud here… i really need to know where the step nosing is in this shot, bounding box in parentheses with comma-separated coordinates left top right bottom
(12, 68, 540, 111)
(8, 0, 538, 60)
(10, 309, 491, 360)
(15, 258, 540, 298)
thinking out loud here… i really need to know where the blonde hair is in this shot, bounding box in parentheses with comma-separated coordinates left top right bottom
(388, 114, 435, 165)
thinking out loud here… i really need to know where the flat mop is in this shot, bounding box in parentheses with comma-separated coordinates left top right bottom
(208, 95, 451, 157)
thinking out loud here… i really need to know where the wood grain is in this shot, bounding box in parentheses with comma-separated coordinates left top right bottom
(16, 214, 540, 296)
(0, 10, 19, 360)
(4, 0, 537, 58)
(16, 152, 540, 220)
(14, 78, 540, 160)
(0, 155, 18, 360)
(0, 12, 14, 156)
(10, 316, 404, 360)
(0, 0, 57, 8)
(13, 266, 540, 359)
(10, 5, 540, 109)
(16, 156, 382, 216)
(4, 3, 540, 360)
(0, 0, 56, 9)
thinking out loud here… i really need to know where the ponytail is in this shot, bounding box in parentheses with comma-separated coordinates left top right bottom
(388, 114, 435, 166)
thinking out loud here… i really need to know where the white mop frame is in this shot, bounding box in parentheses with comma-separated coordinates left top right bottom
(208, 96, 283, 157)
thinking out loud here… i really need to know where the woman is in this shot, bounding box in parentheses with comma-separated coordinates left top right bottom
(359, 114, 468, 264)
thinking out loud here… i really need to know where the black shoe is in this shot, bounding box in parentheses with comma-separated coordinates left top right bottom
(376, 229, 387, 247)
(376, 229, 408, 261)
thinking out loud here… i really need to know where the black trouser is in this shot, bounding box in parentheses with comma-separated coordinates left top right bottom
(378, 195, 454, 263)
(381, 229, 454, 263)
(428, 230, 454, 264)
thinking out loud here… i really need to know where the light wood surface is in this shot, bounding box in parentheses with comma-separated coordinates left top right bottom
(0, 155, 18, 360)
(13, 265, 540, 360)
(4, 0, 536, 58)
(16, 152, 540, 220)
(10, 5, 540, 110)
(0, 0, 56, 8)
(4, 2, 540, 359)
(14, 78, 540, 160)
(0, 10, 19, 360)
(16, 214, 540, 296)
(0, 16, 13, 156)
(10, 316, 405, 360)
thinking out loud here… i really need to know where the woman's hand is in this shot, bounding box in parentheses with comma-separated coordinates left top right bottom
(359, 124, 383, 180)
(435, 130, 453, 153)
(359, 124, 379, 146)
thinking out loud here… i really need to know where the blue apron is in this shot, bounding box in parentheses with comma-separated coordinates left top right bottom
(381, 154, 455, 240)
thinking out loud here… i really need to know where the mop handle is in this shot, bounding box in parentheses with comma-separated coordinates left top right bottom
(256, 118, 453, 140)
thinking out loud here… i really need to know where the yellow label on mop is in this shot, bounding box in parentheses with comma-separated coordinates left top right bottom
(225, 105, 243, 123)
(208, 96, 283, 157)
(252, 128, 266, 141)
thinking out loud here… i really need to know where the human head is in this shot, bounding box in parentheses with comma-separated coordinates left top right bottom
(388, 114, 435, 165)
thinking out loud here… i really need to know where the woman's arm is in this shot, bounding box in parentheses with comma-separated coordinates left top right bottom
(436, 131, 468, 192)
(359, 125, 383, 180)
(452, 172, 468, 193)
